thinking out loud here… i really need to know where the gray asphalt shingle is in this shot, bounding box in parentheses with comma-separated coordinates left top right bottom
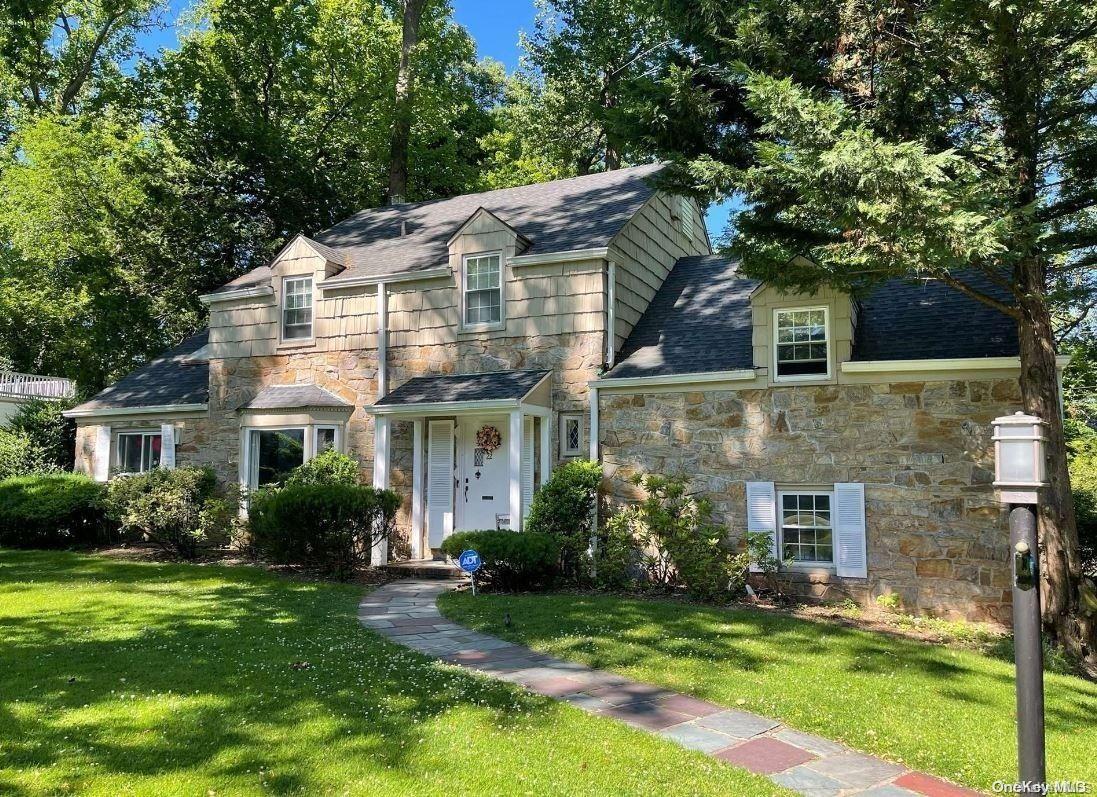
(374, 370, 551, 407)
(71, 331, 210, 411)
(242, 384, 351, 410)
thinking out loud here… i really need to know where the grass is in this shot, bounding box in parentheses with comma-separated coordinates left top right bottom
(439, 591, 1097, 792)
(0, 550, 788, 796)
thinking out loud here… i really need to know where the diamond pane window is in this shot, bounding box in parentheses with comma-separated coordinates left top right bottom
(463, 254, 502, 325)
(282, 277, 314, 340)
(780, 492, 834, 563)
(775, 308, 829, 378)
(560, 414, 583, 457)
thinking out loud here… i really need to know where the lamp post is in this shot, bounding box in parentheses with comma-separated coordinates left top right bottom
(992, 411, 1048, 792)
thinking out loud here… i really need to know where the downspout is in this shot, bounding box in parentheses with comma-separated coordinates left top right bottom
(605, 260, 617, 368)
(377, 281, 388, 398)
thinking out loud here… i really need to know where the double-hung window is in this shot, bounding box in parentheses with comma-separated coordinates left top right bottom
(117, 431, 162, 474)
(774, 307, 829, 379)
(779, 491, 834, 564)
(463, 253, 502, 326)
(282, 276, 314, 340)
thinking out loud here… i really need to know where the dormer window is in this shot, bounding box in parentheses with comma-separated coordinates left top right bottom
(774, 307, 830, 380)
(463, 252, 503, 327)
(282, 276, 313, 340)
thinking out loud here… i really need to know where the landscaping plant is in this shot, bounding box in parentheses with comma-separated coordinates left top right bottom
(440, 529, 561, 591)
(524, 459, 601, 582)
(284, 448, 361, 487)
(249, 483, 400, 577)
(107, 466, 237, 559)
(0, 473, 111, 548)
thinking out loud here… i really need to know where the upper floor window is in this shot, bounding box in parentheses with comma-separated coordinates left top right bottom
(117, 431, 161, 474)
(463, 252, 502, 327)
(282, 276, 313, 340)
(774, 307, 830, 380)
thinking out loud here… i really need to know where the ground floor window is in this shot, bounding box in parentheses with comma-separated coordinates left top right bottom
(779, 491, 834, 564)
(117, 431, 162, 474)
(245, 424, 343, 489)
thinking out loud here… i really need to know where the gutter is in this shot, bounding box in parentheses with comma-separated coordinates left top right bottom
(320, 267, 450, 291)
(63, 403, 209, 419)
(841, 355, 1071, 373)
(590, 369, 758, 389)
(199, 285, 274, 305)
(509, 247, 610, 267)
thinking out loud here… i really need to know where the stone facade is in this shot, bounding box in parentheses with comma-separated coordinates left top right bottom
(74, 415, 210, 478)
(599, 379, 1023, 623)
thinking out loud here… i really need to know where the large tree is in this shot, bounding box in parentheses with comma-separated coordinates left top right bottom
(647, 0, 1097, 667)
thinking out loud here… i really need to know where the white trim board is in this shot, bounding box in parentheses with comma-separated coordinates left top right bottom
(199, 285, 274, 305)
(590, 369, 757, 389)
(841, 355, 1071, 373)
(64, 403, 208, 419)
(508, 247, 609, 267)
(320, 267, 450, 291)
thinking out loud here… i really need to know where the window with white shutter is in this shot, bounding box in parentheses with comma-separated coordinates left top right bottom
(745, 481, 777, 572)
(427, 420, 455, 548)
(93, 426, 111, 482)
(834, 482, 868, 578)
(521, 417, 535, 524)
(160, 424, 176, 469)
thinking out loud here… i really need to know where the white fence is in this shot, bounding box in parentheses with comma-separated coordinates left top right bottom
(0, 371, 75, 400)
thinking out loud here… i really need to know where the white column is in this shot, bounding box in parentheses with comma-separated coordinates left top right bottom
(410, 418, 424, 560)
(376, 281, 388, 398)
(509, 409, 523, 530)
(371, 415, 391, 566)
(589, 386, 600, 461)
(539, 414, 552, 487)
(605, 260, 617, 368)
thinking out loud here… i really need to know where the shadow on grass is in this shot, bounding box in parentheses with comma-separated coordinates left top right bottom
(0, 550, 560, 795)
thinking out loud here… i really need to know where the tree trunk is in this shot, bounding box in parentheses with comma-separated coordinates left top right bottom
(601, 78, 621, 170)
(387, 0, 427, 204)
(1016, 265, 1097, 672)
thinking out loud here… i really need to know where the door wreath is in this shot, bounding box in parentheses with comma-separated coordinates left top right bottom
(476, 425, 502, 455)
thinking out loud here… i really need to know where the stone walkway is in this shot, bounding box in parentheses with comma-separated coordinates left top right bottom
(358, 580, 982, 797)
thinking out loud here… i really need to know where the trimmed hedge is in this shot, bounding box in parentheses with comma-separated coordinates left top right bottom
(440, 530, 561, 590)
(0, 473, 111, 548)
(249, 483, 400, 577)
(285, 449, 361, 487)
(524, 459, 602, 582)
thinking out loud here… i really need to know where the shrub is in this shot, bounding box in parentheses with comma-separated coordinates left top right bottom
(440, 530, 561, 590)
(285, 448, 360, 487)
(107, 467, 235, 559)
(525, 459, 602, 581)
(0, 473, 111, 548)
(0, 428, 53, 480)
(1066, 419, 1097, 575)
(593, 511, 642, 590)
(618, 472, 749, 602)
(6, 397, 77, 471)
(249, 483, 400, 577)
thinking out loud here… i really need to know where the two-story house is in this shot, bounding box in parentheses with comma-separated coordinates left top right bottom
(66, 164, 1064, 622)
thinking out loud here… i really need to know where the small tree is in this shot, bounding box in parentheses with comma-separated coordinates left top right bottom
(525, 459, 602, 581)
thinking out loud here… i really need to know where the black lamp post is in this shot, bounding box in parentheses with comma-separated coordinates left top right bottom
(992, 411, 1048, 792)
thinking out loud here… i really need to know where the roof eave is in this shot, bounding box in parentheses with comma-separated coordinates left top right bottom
(63, 402, 209, 419)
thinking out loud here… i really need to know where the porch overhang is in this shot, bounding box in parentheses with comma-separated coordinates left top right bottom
(364, 370, 552, 418)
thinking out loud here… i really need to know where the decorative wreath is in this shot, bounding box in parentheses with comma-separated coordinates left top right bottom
(476, 425, 502, 454)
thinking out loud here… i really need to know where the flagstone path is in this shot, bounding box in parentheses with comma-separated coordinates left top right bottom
(359, 579, 982, 797)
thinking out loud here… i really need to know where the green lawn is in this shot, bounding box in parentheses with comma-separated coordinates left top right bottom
(439, 591, 1097, 792)
(0, 551, 787, 796)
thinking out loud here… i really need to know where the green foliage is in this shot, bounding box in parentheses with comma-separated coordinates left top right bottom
(106, 467, 235, 560)
(0, 427, 54, 480)
(249, 483, 400, 577)
(1067, 420, 1097, 575)
(524, 458, 602, 581)
(440, 530, 562, 591)
(617, 472, 749, 602)
(285, 448, 360, 487)
(876, 592, 903, 612)
(0, 473, 111, 548)
(593, 511, 641, 590)
(5, 397, 76, 470)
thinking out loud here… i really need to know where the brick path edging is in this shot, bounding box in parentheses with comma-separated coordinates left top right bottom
(358, 580, 983, 797)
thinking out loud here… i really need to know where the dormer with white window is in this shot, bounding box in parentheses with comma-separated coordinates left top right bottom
(446, 207, 531, 334)
(750, 283, 855, 386)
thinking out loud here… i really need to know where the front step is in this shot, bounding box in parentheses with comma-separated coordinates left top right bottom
(382, 559, 466, 580)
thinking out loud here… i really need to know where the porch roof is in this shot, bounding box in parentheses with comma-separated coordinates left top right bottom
(369, 370, 551, 415)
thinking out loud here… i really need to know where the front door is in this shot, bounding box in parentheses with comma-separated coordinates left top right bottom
(457, 415, 510, 530)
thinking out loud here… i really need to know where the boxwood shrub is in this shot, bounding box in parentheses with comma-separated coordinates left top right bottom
(249, 483, 400, 577)
(0, 473, 112, 548)
(440, 529, 561, 590)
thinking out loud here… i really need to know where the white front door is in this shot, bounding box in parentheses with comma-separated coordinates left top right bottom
(457, 415, 510, 530)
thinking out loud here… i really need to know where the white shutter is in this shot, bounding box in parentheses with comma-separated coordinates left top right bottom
(426, 420, 455, 548)
(746, 481, 777, 573)
(521, 417, 535, 525)
(93, 426, 111, 482)
(834, 483, 868, 578)
(160, 424, 176, 469)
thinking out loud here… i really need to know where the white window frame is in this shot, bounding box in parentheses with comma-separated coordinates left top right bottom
(115, 430, 163, 474)
(773, 306, 831, 382)
(777, 489, 836, 567)
(242, 422, 345, 490)
(461, 251, 504, 331)
(281, 275, 314, 343)
(559, 413, 584, 458)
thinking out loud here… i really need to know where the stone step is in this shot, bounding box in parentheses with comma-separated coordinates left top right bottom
(383, 559, 466, 580)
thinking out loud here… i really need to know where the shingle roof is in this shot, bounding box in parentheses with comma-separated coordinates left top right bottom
(71, 331, 210, 412)
(217, 164, 664, 291)
(605, 256, 759, 379)
(853, 274, 1018, 361)
(607, 256, 1020, 379)
(374, 370, 551, 407)
(241, 384, 351, 411)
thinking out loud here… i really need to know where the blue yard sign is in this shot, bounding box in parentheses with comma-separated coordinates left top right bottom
(458, 549, 482, 574)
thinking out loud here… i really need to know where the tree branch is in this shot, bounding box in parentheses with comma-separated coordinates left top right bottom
(56, 10, 126, 113)
(931, 271, 1022, 318)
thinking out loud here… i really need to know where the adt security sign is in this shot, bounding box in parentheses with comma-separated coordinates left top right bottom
(458, 549, 482, 574)
(458, 549, 482, 595)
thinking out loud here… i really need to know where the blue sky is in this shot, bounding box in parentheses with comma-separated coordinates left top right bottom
(140, 0, 735, 236)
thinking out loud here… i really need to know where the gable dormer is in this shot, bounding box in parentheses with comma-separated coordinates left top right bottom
(750, 281, 855, 386)
(446, 207, 532, 332)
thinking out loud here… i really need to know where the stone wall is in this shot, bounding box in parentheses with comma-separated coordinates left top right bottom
(599, 379, 1022, 623)
(74, 416, 210, 479)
